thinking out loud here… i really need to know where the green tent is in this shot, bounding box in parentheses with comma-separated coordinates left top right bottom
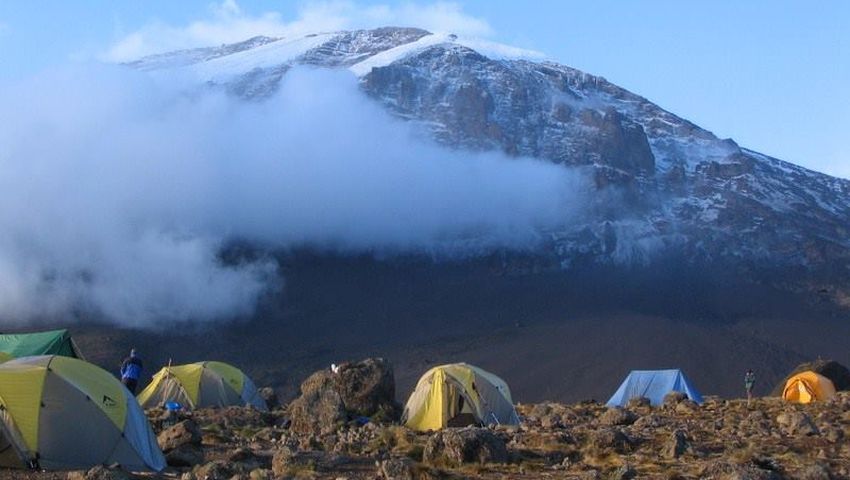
(0, 329, 83, 359)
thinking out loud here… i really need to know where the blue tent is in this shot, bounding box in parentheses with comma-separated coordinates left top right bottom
(606, 369, 703, 407)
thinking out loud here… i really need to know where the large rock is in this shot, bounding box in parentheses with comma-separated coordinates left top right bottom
(423, 427, 508, 467)
(288, 372, 348, 435)
(158, 419, 202, 451)
(288, 358, 398, 434)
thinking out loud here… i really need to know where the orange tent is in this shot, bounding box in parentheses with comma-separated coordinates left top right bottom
(782, 370, 836, 403)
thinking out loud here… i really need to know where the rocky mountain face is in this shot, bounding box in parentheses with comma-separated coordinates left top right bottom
(131, 27, 850, 305)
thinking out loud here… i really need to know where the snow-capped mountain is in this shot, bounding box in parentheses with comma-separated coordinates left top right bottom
(130, 27, 850, 305)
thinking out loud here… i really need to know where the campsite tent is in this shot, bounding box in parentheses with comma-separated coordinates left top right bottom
(402, 363, 520, 431)
(607, 369, 703, 407)
(0, 329, 82, 359)
(0, 355, 165, 471)
(782, 371, 836, 404)
(137, 361, 267, 411)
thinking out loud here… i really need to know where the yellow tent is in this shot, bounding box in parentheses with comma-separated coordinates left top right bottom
(137, 361, 267, 411)
(0, 355, 164, 471)
(402, 363, 519, 431)
(782, 370, 836, 403)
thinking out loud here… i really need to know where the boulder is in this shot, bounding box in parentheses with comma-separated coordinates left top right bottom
(423, 427, 508, 467)
(776, 411, 819, 436)
(334, 358, 397, 416)
(288, 373, 347, 435)
(158, 419, 202, 451)
(289, 358, 399, 434)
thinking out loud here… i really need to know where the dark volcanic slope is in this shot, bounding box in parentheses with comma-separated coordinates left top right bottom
(66, 253, 849, 403)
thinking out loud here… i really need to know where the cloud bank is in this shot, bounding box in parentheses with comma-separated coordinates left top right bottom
(106, 0, 494, 62)
(0, 65, 583, 326)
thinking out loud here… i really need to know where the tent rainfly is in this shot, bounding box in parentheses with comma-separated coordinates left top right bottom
(782, 370, 836, 404)
(607, 369, 703, 407)
(0, 329, 83, 359)
(402, 363, 520, 431)
(0, 355, 165, 471)
(137, 361, 267, 411)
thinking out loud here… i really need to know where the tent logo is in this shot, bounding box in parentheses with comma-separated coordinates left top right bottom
(102, 395, 117, 407)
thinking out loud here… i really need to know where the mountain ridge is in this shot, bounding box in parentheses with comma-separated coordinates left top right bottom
(130, 27, 850, 306)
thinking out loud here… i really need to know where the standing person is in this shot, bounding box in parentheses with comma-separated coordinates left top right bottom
(120, 348, 143, 394)
(744, 369, 756, 406)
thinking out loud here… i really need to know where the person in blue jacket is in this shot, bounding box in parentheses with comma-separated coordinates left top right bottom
(120, 348, 143, 394)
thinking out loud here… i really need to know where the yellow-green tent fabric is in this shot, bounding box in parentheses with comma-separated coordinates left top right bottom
(137, 361, 267, 411)
(783, 370, 836, 404)
(402, 363, 519, 431)
(0, 355, 164, 471)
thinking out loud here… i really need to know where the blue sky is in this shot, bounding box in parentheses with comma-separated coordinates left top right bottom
(0, 1, 847, 178)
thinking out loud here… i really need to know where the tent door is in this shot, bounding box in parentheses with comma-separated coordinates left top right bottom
(444, 380, 478, 428)
(0, 409, 26, 469)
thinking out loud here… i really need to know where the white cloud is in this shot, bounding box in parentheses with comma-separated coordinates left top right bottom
(0, 65, 584, 326)
(104, 1, 496, 62)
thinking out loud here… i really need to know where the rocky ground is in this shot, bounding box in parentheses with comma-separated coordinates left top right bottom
(8, 360, 850, 480)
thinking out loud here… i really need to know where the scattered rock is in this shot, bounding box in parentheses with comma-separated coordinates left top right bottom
(661, 429, 690, 459)
(258, 387, 279, 410)
(626, 397, 650, 409)
(193, 460, 234, 480)
(66, 466, 132, 480)
(662, 392, 688, 408)
(378, 457, 416, 480)
(797, 463, 832, 480)
(158, 419, 202, 451)
(599, 407, 637, 426)
(776, 411, 819, 436)
(609, 464, 637, 480)
(423, 427, 508, 467)
(700, 460, 783, 480)
(588, 428, 632, 454)
(165, 444, 204, 467)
